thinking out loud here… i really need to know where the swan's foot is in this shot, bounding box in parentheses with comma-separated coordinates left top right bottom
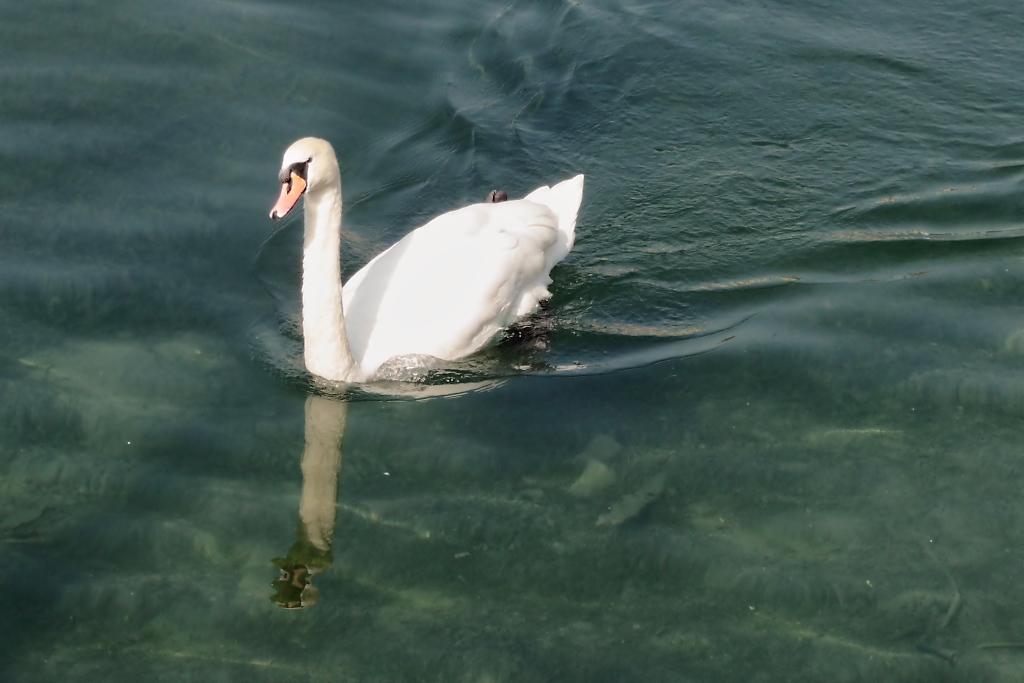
(487, 190, 509, 203)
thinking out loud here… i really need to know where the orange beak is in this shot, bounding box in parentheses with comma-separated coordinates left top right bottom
(270, 172, 307, 220)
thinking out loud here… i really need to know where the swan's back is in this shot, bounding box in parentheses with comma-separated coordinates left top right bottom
(343, 175, 584, 376)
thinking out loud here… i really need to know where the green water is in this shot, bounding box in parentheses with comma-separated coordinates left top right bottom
(4, 0, 1024, 680)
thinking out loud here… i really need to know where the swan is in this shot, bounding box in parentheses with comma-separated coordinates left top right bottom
(269, 137, 585, 383)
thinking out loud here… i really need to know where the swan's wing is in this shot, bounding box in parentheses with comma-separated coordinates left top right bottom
(342, 198, 565, 374)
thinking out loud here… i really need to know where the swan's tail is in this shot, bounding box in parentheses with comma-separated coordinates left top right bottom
(525, 174, 585, 264)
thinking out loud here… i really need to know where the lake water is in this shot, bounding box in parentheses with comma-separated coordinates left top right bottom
(4, 0, 1024, 680)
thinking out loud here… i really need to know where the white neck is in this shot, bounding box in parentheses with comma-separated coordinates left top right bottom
(301, 182, 363, 382)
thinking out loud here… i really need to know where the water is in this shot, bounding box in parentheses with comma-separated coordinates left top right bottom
(4, 0, 1024, 680)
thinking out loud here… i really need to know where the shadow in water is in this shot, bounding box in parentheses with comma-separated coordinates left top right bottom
(269, 395, 347, 609)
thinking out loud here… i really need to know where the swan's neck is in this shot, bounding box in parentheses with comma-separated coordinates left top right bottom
(301, 184, 362, 382)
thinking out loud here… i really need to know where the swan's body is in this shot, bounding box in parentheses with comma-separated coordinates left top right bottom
(270, 137, 584, 383)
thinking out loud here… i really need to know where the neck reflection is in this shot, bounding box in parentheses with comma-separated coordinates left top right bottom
(270, 395, 347, 609)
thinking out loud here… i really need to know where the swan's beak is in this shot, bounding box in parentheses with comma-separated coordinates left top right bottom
(270, 172, 307, 220)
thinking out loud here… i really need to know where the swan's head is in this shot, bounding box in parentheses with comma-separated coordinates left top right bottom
(270, 137, 340, 220)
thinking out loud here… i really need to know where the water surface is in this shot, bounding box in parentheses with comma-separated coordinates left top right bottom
(4, 0, 1024, 680)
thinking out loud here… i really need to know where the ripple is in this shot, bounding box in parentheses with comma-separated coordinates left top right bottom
(248, 309, 745, 401)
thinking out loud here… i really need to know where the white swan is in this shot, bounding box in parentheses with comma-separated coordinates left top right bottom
(269, 137, 584, 383)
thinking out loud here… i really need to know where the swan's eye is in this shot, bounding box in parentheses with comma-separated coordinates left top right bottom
(278, 160, 310, 188)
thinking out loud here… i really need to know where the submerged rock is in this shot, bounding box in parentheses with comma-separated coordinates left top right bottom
(576, 433, 622, 462)
(597, 473, 666, 526)
(1003, 329, 1024, 355)
(568, 460, 616, 498)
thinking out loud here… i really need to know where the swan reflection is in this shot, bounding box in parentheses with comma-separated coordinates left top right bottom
(268, 374, 506, 608)
(270, 395, 347, 609)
